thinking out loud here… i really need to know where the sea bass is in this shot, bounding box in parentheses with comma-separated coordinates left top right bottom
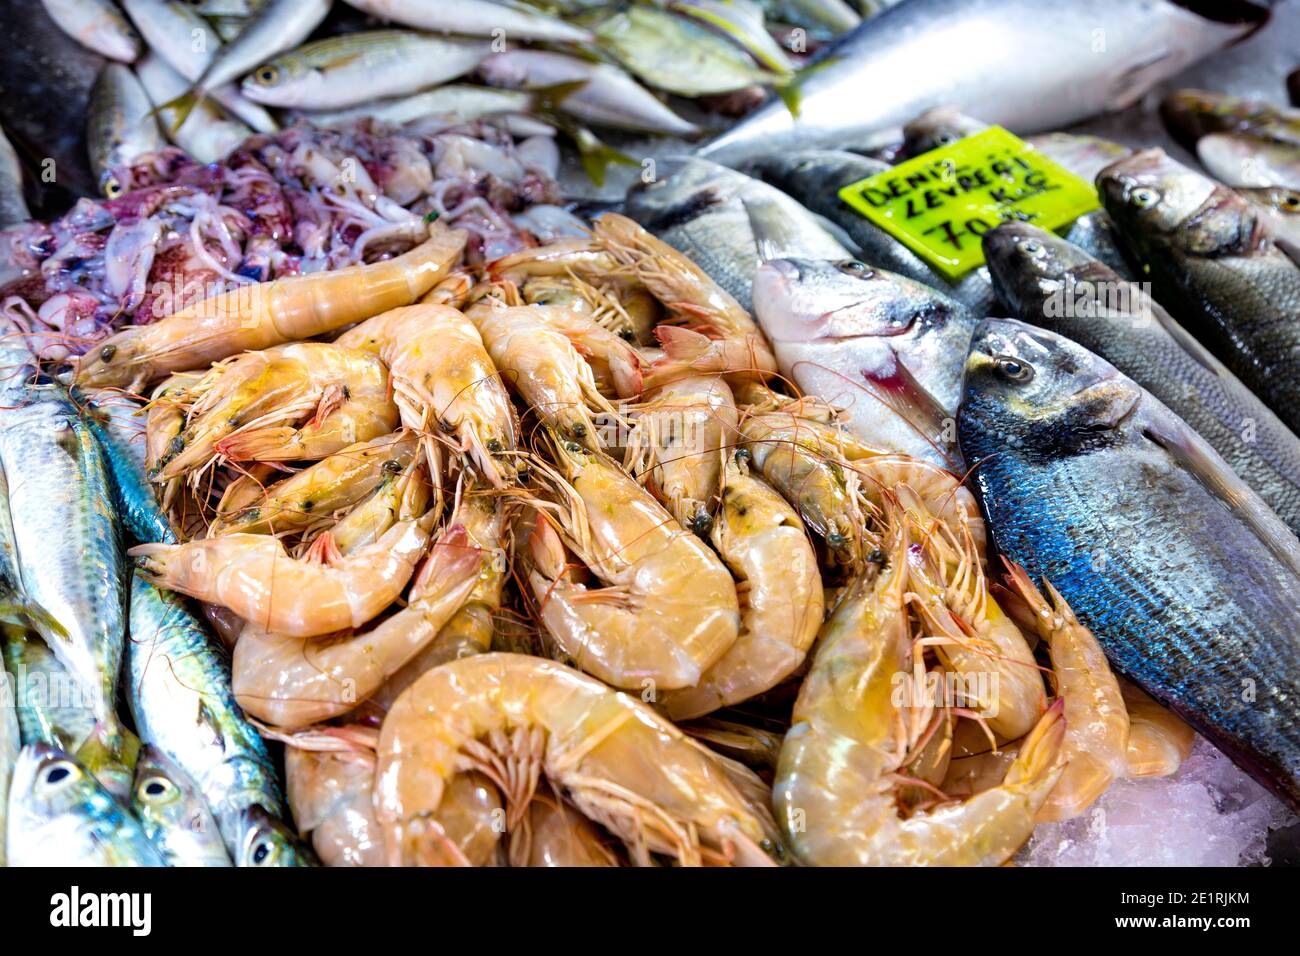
(698, 0, 1266, 162)
(958, 319, 1300, 807)
(751, 256, 975, 466)
(1098, 149, 1300, 436)
(624, 157, 850, 311)
(983, 221, 1300, 537)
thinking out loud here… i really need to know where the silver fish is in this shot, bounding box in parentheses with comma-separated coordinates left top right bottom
(41, 0, 142, 62)
(136, 52, 251, 163)
(624, 156, 850, 311)
(293, 84, 554, 138)
(751, 256, 976, 465)
(133, 745, 232, 867)
(958, 319, 1300, 807)
(341, 0, 592, 43)
(1197, 132, 1300, 190)
(123, 0, 278, 134)
(87, 63, 165, 196)
(0, 126, 31, 228)
(698, 0, 1266, 162)
(7, 743, 165, 866)
(240, 30, 490, 111)
(983, 220, 1300, 538)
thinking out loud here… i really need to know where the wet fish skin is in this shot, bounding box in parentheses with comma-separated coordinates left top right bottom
(698, 0, 1265, 163)
(757, 0, 859, 37)
(7, 743, 166, 866)
(41, 0, 142, 62)
(86, 62, 165, 196)
(240, 30, 490, 111)
(624, 156, 849, 311)
(83, 391, 174, 546)
(0, 127, 30, 227)
(1098, 149, 1300, 436)
(747, 149, 998, 314)
(983, 220, 1300, 537)
(194, 0, 331, 94)
(958, 319, 1300, 807)
(0, 636, 16, 866)
(341, 0, 592, 43)
(1197, 133, 1300, 190)
(2, 623, 98, 755)
(133, 745, 232, 867)
(1160, 88, 1300, 151)
(751, 255, 975, 465)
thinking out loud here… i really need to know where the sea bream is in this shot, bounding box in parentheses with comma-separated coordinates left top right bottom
(697, 0, 1268, 163)
(958, 319, 1300, 808)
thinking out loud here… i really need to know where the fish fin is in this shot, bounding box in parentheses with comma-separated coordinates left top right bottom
(1143, 418, 1300, 576)
(527, 80, 591, 115)
(75, 722, 141, 801)
(777, 56, 841, 118)
(151, 89, 202, 133)
(572, 128, 637, 189)
(858, 354, 960, 468)
(1106, 49, 1175, 111)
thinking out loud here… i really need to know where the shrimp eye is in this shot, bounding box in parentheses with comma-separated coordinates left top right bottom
(1129, 187, 1160, 209)
(688, 511, 713, 536)
(254, 65, 280, 86)
(993, 354, 1034, 383)
(1018, 239, 1045, 257)
(39, 760, 77, 791)
(836, 259, 873, 278)
(99, 344, 117, 363)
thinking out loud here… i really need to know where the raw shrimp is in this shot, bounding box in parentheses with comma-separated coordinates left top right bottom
(1004, 563, 1128, 821)
(515, 797, 618, 867)
(374, 653, 777, 867)
(523, 438, 739, 692)
(231, 514, 489, 729)
(336, 303, 518, 488)
(774, 512, 1065, 866)
(131, 506, 436, 638)
(327, 465, 430, 555)
(740, 410, 869, 564)
(467, 301, 637, 448)
(489, 238, 621, 286)
(145, 371, 202, 511)
(153, 342, 398, 481)
(625, 370, 737, 535)
(851, 455, 985, 559)
(1120, 678, 1196, 779)
(660, 450, 824, 720)
(76, 223, 467, 390)
(211, 432, 418, 536)
(522, 273, 661, 345)
(284, 727, 385, 867)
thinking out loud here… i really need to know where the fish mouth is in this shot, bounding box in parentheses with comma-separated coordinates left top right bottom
(1171, 0, 1271, 32)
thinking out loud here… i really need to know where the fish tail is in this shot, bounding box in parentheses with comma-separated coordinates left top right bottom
(573, 129, 637, 189)
(75, 720, 140, 801)
(151, 89, 202, 133)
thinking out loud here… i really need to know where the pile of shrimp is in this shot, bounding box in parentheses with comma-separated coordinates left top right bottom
(0, 119, 570, 362)
(74, 211, 1197, 867)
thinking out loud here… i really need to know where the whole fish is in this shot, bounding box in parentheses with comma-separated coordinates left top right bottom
(240, 31, 490, 111)
(2, 624, 97, 757)
(341, 0, 592, 43)
(478, 49, 699, 137)
(594, 4, 786, 97)
(747, 149, 998, 313)
(0, 349, 133, 797)
(751, 255, 975, 465)
(983, 221, 1300, 537)
(86, 63, 165, 196)
(958, 319, 1300, 807)
(673, 0, 796, 77)
(294, 84, 553, 138)
(175, 0, 330, 115)
(1098, 150, 1300, 436)
(41, 0, 142, 62)
(1161, 88, 1300, 150)
(0, 126, 29, 228)
(136, 52, 251, 164)
(122, 0, 279, 133)
(698, 0, 1266, 163)
(83, 391, 173, 545)
(7, 743, 166, 866)
(1197, 133, 1300, 190)
(133, 745, 232, 867)
(623, 156, 850, 311)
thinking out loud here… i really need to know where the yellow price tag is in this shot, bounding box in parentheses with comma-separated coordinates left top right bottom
(837, 127, 1101, 281)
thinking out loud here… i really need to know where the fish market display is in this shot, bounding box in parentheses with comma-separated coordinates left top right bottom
(0, 0, 1297, 872)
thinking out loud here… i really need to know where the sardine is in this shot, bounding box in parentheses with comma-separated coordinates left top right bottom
(7, 743, 166, 866)
(41, 0, 142, 62)
(1098, 149, 1300, 436)
(86, 63, 165, 196)
(983, 221, 1300, 537)
(240, 31, 490, 111)
(624, 156, 850, 311)
(958, 319, 1300, 807)
(1197, 133, 1300, 190)
(136, 52, 251, 164)
(477, 49, 699, 137)
(698, 0, 1266, 163)
(751, 256, 975, 465)
(0, 126, 31, 228)
(133, 745, 232, 867)
(341, 0, 592, 43)
(122, 0, 279, 133)
(83, 392, 173, 545)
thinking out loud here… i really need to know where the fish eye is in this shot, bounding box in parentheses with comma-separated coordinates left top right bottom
(993, 354, 1034, 383)
(103, 177, 123, 199)
(1129, 187, 1160, 209)
(1282, 193, 1300, 210)
(40, 760, 78, 790)
(836, 259, 873, 278)
(935, 132, 956, 145)
(253, 65, 280, 86)
(1018, 239, 1046, 257)
(249, 836, 278, 866)
(138, 777, 173, 801)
